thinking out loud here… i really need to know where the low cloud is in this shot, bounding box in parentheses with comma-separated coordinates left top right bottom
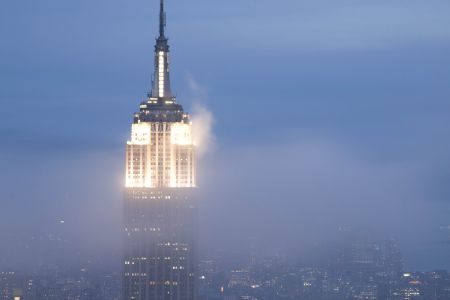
(199, 138, 448, 268)
(187, 74, 216, 158)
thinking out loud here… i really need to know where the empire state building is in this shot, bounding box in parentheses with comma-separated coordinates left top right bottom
(123, 1, 197, 299)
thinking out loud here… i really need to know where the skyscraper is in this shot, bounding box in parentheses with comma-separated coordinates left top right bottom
(123, 1, 197, 299)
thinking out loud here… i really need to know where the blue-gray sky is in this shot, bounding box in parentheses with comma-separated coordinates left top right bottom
(1, 0, 450, 270)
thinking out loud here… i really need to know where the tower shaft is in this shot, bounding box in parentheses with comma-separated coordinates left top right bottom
(151, 0, 171, 99)
(123, 1, 197, 300)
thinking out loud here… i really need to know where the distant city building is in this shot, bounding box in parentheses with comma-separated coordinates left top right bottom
(12, 288, 22, 300)
(0, 272, 15, 300)
(228, 270, 251, 288)
(123, 0, 197, 299)
(1, 245, 450, 300)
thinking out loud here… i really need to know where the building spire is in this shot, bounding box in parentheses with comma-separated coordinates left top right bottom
(159, 0, 166, 38)
(151, 0, 172, 99)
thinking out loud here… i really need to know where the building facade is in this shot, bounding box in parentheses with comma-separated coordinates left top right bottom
(123, 1, 197, 299)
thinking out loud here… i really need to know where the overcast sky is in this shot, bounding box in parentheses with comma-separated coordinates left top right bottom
(1, 0, 450, 271)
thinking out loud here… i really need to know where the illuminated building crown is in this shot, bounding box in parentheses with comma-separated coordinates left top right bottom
(125, 0, 195, 189)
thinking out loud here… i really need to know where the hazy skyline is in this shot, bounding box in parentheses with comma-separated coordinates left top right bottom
(1, 0, 450, 271)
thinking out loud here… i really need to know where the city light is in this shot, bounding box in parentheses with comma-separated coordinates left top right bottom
(158, 51, 165, 97)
